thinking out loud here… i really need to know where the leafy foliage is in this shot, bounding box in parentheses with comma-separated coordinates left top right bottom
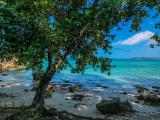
(1, 0, 160, 75)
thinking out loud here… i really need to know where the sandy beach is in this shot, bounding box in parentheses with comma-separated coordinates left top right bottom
(1, 83, 160, 120)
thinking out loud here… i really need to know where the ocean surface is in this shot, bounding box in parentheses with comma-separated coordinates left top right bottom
(1, 59, 160, 91)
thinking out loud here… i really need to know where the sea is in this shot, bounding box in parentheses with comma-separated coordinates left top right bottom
(1, 59, 160, 91)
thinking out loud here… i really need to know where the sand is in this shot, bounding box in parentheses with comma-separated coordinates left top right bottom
(0, 85, 160, 120)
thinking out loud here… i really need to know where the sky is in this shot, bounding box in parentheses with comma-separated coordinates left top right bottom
(110, 11, 160, 58)
(50, 0, 160, 59)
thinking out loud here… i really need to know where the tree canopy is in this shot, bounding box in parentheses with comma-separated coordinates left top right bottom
(0, 0, 160, 106)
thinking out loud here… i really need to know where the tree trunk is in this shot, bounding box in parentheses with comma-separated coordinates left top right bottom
(32, 49, 68, 108)
(32, 71, 54, 108)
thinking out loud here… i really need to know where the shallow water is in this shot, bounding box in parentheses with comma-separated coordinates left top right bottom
(0, 59, 160, 91)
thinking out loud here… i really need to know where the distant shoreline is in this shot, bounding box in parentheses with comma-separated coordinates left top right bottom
(111, 57, 160, 61)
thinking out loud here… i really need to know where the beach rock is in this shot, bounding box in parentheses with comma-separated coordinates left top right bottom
(152, 86, 160, 90)
(137, 87, 149, 93)
(136, 95, 145, 100)
(64, 80, 70, 83)
(153, 89, 159, 93)
(65, 96, 72, 100)
(72, 94, 84, 101)
(46, 84, 55, 92)
(68, 85, 83, 93)
(133, 99, 141, 103)
(120, 91, 128, 95)
(102, 86, 109, 89)
(68, 86, 76, 93)
(61, 84, 69, 87)
(96, 98, 133, 114)
(1, 73, 9, 76)
(136, 92, 160, 106)
(31, 86, 37, 91)
(0, 93, 15, 98)
(0, 80, 4, 83)
(0, 83, 9, 88)
(84, 93, 93, 99)
(24, 89, 29, 92)
(144, 94, 160, 106)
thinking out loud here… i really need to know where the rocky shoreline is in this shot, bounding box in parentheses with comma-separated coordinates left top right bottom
(0, 81, 160, 120)
(0, 59, 18, 73)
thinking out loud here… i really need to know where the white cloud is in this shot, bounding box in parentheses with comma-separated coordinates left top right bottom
(116, 31, 154, 45)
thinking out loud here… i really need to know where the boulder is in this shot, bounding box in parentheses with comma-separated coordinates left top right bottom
(136, 92, 160, 106)
(96, 98, 133, 114)
(144, 94, 160, 106)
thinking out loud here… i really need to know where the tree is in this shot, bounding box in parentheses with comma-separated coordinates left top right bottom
(1, 0, 160, 109)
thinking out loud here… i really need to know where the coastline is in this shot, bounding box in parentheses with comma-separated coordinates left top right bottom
(0, 59, 21, 73)
(0, 83, 160, 120)
(0, 60, 160, 119)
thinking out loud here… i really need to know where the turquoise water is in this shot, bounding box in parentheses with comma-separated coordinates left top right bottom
(1, 59, 160, 91)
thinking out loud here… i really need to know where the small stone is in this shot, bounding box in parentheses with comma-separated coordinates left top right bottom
(0, 80, 4, 83)
(77, 104, 88, 111)
(64, 80, 70, 83)
(68, 85, 83, 93)
(1, 73, 8, 76)
(136, 95, 145, 100)
(0, 83, 9, 88)
(31, 87, 37, 91)
(72, 94, 84, 101)
(133, 99, 141, 103)
(84, 93, 93, 99)
(153, 90, 159, 93)
(68, 86, 76, 93)
(65, 96, 72, 100)
(0, 93, 15, 98)
(137, 87, 149, 93)
(24, 89, 29, 92)
(121, 92, 128, 95)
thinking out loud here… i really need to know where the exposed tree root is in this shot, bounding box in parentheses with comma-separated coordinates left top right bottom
(1, 106, 106, 120)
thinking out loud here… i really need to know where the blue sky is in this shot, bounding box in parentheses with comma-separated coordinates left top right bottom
(86, 0, 160, 58)
(110, 11, 160, 58)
